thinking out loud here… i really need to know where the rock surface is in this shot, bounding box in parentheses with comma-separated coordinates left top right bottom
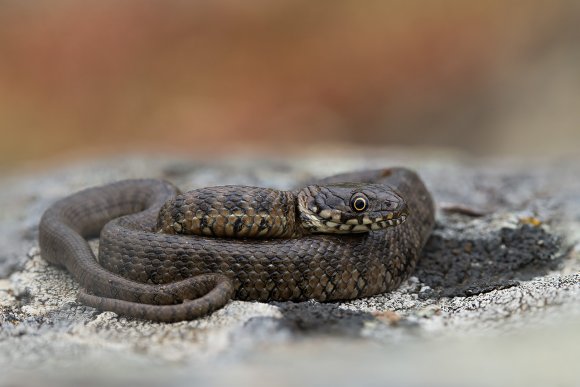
(0, 149, 579, 387)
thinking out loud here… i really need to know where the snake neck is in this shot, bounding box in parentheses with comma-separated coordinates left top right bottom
(157, 186, 302, 239)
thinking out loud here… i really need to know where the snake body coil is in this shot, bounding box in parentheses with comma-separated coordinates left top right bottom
(39, 168, 434, 322)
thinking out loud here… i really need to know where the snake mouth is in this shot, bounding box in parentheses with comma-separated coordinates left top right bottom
(317, 212, 408, 233)
(369, 213, 408, 230)
(299, 204, 409, 234)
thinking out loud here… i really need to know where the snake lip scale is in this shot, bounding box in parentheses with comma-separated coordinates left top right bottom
(38, 167, 435, 322)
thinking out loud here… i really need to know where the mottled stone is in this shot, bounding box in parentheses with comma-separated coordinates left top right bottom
(0, 150, 579, 387)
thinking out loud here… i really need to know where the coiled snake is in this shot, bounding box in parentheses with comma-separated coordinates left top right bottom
(39, 168, 434, 322)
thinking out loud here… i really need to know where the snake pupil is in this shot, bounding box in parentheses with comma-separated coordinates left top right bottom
(351, 196, 368, 212)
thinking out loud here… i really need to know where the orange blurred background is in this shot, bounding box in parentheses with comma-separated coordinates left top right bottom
(0, 0, 579, 169)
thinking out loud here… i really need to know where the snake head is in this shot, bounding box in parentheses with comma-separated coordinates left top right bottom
(296, 183, 408, 234)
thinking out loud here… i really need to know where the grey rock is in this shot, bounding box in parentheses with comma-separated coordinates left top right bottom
(0, 150, 579, 387)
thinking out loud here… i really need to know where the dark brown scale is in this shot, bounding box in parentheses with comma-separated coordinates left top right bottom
(38, 168, 435, 322)
(157, 186, 298, 239)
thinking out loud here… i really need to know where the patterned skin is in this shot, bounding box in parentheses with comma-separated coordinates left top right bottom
(39, 168, 434, 322)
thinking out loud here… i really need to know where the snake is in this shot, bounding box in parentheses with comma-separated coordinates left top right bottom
(38, 168, 435, 322)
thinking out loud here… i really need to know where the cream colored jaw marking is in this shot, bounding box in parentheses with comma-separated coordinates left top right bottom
(343, 216, 374, 225)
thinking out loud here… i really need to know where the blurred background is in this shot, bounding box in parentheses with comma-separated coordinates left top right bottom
(0, 0, 579, 170)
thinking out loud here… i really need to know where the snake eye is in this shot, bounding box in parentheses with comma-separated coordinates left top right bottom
(350, 195, 368, 212)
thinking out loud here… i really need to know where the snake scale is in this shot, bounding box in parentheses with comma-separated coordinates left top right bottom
(39, 168, 435, 322)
